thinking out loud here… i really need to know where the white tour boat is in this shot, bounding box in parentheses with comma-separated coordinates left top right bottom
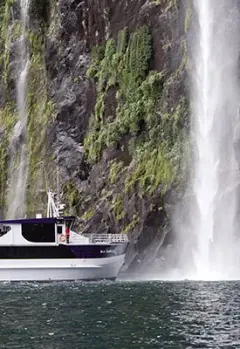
(0, 190, 128, 281)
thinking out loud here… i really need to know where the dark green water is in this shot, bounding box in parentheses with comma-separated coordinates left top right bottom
(0, 280, 240, 348)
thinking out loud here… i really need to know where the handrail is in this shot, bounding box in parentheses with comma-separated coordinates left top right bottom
(87, 234, 128, 244)
(68, 233, 128, 244)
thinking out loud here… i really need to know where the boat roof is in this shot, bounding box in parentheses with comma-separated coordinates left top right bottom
(0, 216, 76, 225)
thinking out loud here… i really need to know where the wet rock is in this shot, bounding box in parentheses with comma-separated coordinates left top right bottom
(0, 0, 189, 271)
(44, 0, 188, 271)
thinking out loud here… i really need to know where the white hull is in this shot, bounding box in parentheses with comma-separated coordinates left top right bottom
(0, 255, 125, 281)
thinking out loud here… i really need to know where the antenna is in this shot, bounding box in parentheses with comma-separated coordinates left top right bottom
(47, 189, 65, 218)
(57, 152, 60, 202)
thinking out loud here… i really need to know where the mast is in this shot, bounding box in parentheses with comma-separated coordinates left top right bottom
(47, 189, 65, 218)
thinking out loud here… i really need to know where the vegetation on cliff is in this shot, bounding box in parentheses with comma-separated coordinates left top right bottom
(79, 17, 189, 241)
(0, 0, 191, 267)
(0, 0, 55, 216)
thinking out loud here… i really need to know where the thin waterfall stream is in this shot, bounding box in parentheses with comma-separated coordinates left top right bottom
(7, 0, 30, 219)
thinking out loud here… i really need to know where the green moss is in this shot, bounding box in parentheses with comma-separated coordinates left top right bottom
(116, 27, 128, 55)
(124, 26, 151, 79)
(0, 104, 17, 210)
(121, 215, 139, 234)
(84, 22, 189, 200)
(62, 181, 82, 214)
(184, 0, 192, 33)
(0, 0, 18, 88)
(2, 20, 22, 86)
(175, 39, 188, 77)
(85, 68, 164, 163)
(0, 103, 16, 130)
(86, 45, 105, 79)
(0, 1, 5, 26)
(0, 1, 60, 215)
(151, 0, 180, 10)
(98, 39, 116, 91)
(26, 32, 55, 215)
(84, 26, 162, 163)
(109, 161, 124, 184)
(94, 93, 105, 121)
(81, 209, 94, 221)
(0, 0, 13, 41)
(111, 194, 125, 221)
(125, 145, 174, 195)
(167, 0, 180, 10)
(47, 0, 61, 39)
(150, 0, 161, 4)
(0, 1, 22, 211)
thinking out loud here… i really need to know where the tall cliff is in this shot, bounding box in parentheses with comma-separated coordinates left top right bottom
(0, 0, 191, 270)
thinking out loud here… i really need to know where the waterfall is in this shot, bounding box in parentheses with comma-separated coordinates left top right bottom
(188, 0, 240, 279)
(7, 0, 30, 219)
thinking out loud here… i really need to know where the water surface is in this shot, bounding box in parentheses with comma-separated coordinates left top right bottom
(0, 281, 239, 348)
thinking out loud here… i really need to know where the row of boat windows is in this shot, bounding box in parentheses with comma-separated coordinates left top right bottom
(0, 223, 61, 243)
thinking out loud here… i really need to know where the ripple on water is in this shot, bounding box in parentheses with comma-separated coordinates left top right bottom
(0, 281, 240, 348)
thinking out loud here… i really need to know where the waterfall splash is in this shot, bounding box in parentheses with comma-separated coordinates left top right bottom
(187, 0, 240, 280)
(7, 0, 30, 219)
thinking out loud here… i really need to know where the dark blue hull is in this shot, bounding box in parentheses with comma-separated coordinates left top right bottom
(0, 243, 128, 259)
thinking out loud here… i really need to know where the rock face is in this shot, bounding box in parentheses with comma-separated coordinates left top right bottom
(0, 0, 191, 272)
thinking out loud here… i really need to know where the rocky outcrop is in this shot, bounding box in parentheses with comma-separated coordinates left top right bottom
(0, 0, 191, 272)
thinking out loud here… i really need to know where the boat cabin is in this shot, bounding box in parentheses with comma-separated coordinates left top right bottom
(0, 216, 76, 246)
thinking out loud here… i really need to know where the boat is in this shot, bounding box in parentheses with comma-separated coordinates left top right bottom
(0, 190, 129, 281)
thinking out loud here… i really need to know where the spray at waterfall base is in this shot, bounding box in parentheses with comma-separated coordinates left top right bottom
(128, 0, 240, 281)
(171, 0, 240, 280)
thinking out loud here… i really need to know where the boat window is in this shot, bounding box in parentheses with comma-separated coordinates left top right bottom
(22, 223, 55, 243)
(0, 225, 11, 237)
(57, 226, 63, 235)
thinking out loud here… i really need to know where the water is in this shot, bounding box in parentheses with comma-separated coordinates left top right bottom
(172, 0, 240, 280)
(7, 0, 30, 219)
(191, 0, 219, 278)
(0, 281, 240, 348)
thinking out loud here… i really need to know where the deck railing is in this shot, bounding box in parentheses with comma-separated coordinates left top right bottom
(87, 234, 128, 244)
(68, 233, 128, 244)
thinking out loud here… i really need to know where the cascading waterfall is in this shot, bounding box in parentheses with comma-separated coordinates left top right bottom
(189, 0, 240, 279)
(7, 0, 30, 219)
(191, 0, 218, 278)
